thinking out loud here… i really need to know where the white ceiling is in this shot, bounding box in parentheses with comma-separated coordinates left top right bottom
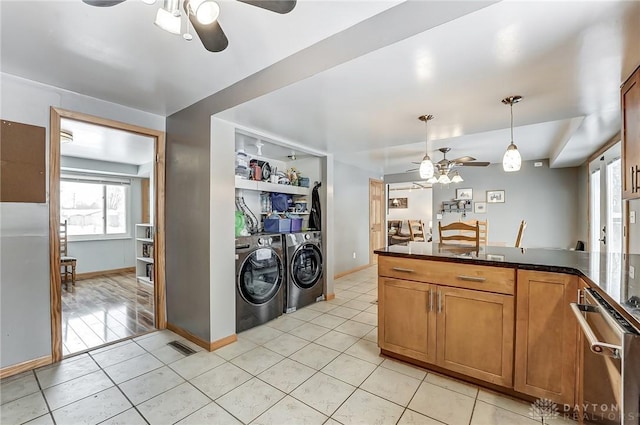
(2, 1, 640, 174)
(60, 118, 154, 165)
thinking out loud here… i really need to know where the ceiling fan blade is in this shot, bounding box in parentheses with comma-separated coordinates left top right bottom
(237, 0, 296, 14)
(459, 161, 490, 167)
(405, 168, 419, 172)
(185, 1, 229, 52)
(82, 0, 126, 6)
(451, 156, 476, 163)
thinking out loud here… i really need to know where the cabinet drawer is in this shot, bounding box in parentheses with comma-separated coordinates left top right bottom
(379, 256, 515, 295)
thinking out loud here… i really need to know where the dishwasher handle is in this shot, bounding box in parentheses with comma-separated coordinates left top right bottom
(570, 303, 622, 359)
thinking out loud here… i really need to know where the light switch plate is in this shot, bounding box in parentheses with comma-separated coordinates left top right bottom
(630, 266, 635, 279)
(436, 214, 443, 220)
(631, 211, 636, 224)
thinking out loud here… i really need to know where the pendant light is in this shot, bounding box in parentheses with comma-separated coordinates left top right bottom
(501, 95, 522, 172)
(418, 114, 435, 179)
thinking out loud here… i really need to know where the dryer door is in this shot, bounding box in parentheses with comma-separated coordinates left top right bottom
(238, 248, 283, 305)
(290, 243, 323, 289)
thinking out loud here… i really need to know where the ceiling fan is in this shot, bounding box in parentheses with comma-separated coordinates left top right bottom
(407, 147, 489, 183)
(82, 0, 297, 53)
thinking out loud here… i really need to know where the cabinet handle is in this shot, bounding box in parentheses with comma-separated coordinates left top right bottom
(457, 275, 486, 282)
(635, 166, 640, 192)
(392, 267, 415, 273)
(437, 290, 442, 313)
(429, 288, 434, 312)
(631, 167, 636, 193)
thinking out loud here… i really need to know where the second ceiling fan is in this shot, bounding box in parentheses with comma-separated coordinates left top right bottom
(82, 0, 297, 53)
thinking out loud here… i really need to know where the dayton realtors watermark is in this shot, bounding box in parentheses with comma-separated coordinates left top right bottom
(529, 398, 637, 423)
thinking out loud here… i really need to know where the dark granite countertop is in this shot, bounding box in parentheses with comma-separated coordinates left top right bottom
(374, 242, 640, 330)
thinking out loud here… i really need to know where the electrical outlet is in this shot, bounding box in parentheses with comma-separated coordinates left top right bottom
(631, 211, 636, 224)
(352, 252, 357, 259)
(631, 266, 635, 279)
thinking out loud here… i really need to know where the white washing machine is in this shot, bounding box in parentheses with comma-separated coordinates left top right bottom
(235, 234, 284, 332)
(283, 231, 324, 313)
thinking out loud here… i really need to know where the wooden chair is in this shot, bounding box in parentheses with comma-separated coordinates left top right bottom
(408, 219, 426, 242)
(60, 220, 77, 290)
(438, 221, 480, 246)
(462, 220, 488, 246)
(388, 220, 411, 245)
(515, 220, 527, 248)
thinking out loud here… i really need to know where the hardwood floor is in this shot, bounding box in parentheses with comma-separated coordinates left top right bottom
(61, 272, 154, 356)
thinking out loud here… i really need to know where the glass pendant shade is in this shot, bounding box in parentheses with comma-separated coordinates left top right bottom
(426, 176, 438, 184)
(502, 143, 521, 172)
(450, 172, 463, 183)
(419, 155, 434, 179)
(155, 8, 181, 34)
(438, 173, 451, 184)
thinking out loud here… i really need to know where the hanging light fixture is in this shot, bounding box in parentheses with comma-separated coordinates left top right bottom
(501, 95, 522, 172)
(418, 114, 434, 179)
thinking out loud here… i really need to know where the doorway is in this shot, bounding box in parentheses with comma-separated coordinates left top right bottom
(369, 178, 384, 264)
(588, 141, 622, 253)
(49, 107, 166, 362)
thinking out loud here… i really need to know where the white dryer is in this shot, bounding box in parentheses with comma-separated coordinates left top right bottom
(283, 231, 324, 313)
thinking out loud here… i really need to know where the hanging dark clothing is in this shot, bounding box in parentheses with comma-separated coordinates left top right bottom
(309, 182, 322, 231)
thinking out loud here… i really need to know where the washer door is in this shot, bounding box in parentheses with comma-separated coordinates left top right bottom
(291, 243, 323, 289)
(238, 248, 283, 305)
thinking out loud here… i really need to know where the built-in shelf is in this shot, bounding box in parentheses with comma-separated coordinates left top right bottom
(135, 224, 154, 284)
(235, 176, 309, 196)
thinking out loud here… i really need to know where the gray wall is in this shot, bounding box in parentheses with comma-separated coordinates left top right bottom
(429, 160, 581, 249)
(0, 73, 164, 368)
(334, 160, 381, 275)
(165, 105, 212, 342)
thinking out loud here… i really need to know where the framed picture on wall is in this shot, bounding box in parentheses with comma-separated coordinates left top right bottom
(389, 197, 408, 209)
(474, 202, 487, 213)
(486, 190, 505, 203)
(455, 188, 473, 200)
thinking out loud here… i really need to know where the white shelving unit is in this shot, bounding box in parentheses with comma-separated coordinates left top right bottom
(235, 176, 310, 196)
(135, 224, 154, 285)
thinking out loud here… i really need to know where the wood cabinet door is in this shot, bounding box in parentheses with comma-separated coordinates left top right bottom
(622, 68, 640, 199)
(436, 286, 514, 386)
(514, 270, 578, 406)
(378, 277, 436, 363)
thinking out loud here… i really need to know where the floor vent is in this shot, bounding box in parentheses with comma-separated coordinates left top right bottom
(167, 341, 196, 356)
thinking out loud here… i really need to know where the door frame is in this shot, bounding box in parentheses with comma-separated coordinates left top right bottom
(49, 107, 167, 363)
(369, 178, 384, 264)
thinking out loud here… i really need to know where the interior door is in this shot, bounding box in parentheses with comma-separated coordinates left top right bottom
(369, 178, 384, 264)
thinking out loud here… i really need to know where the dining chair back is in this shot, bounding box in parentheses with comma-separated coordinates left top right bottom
(515, 220, 527, 248)
(60, 220, 77, 290)
(461, 220, 488, 246)
(438, 221, 480, 246)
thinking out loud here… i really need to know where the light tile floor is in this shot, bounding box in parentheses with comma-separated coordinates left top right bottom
(1, 267, 577, 425)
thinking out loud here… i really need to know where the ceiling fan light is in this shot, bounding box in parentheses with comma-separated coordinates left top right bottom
(451, 172, 463, 183)
(141, 0, 156, 4)
(190, 0, 220, 24)
(155, 8, 182, 34)
(419, 155, 434, 179)
(438, 173, 451, 184)
(502, 143, 521, 172)
(60, 130, 73, 144)
(426, 176, 438, 184)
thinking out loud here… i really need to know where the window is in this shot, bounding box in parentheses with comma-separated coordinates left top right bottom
(61, 178, 129, 237)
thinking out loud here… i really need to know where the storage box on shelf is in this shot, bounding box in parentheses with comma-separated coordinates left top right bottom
(135, 223, 154, 285)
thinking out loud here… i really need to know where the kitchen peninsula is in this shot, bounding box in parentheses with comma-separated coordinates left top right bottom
(374, 242, 640, 408)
